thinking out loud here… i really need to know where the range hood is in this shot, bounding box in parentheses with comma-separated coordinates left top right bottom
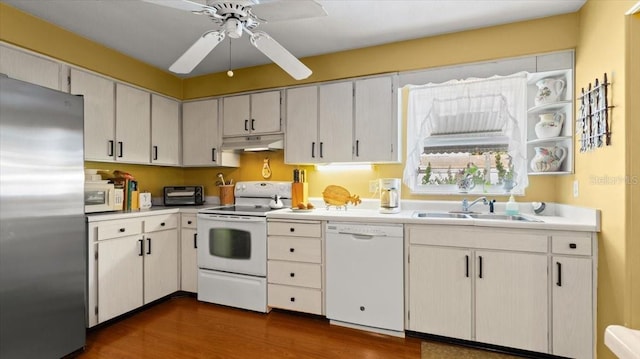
(221, 134, 284, 152)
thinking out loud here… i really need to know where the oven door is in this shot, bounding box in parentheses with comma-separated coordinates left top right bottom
(196, 213, 267, 277)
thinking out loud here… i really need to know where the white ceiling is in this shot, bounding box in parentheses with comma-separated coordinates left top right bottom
(2, 0, 586, 78)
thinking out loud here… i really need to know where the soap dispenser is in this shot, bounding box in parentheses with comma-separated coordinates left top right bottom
(505, 194, 519, 216)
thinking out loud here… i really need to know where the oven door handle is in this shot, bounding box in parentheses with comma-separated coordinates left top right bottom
(199, 215, 266, 223)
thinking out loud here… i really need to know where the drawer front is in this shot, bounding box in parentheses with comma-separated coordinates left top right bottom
(268, 236, 321, 263)
(268, 261, 321, 288)
(268, 221, 321, 238)
(181, 214, 197, 229)
(97, 220, 143, 240)
(268, 284, 322, 315)
(408, 225, 548, 253)
(145, 214, 179, 232)
(552, 233, 592, 256)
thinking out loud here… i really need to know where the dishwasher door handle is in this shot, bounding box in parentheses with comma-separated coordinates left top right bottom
(337, 231, 387, 239)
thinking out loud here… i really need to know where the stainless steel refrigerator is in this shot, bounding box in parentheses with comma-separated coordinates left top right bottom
(0, 75, 86, 358)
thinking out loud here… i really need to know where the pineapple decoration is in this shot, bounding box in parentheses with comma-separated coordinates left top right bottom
(322, 185, 361, 210)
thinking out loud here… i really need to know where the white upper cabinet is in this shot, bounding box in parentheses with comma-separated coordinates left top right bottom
(319, 82, 354, 162)
(354, 76, 399, 162)
(115, 83, 151, 164)
(285, 75, 399, 164)
(183, 99, 239, 167)
(151, 94, 180, 166)
(0, 45, 62, 91)
(69, 68, 116, 161)
(285, 82, 353, 164)
(223, 91, 281, 137)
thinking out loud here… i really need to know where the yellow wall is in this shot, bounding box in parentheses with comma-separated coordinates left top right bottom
(626, 12, 640, 329)
(555, 2, 635, 358)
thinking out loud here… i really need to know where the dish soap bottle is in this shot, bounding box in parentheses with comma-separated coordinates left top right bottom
(505, 194, 519, 216)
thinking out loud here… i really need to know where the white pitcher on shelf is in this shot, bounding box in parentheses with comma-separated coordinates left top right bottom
(534, 78, 565, 105)
(530, 146, 567, 172)
(535, 112, 565, 139)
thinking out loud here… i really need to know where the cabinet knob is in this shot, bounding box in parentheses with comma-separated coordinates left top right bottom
(290, 272, 295, 277)
(569, 243, 577, 249)
(119, 228, 125, 233)
(289, 248, 295, 253)
(160, 222, 165, 226)
(290, 297, 295, 302)
(289, 227, 295, 232)
(360, 306, 365, 311)
(187, 220, 192, 225)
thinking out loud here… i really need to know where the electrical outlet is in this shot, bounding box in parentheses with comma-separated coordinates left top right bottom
(369, 180, 379, 193)
(573, 180, 579, 197)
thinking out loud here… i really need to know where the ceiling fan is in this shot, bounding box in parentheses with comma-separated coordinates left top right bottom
(143, 0, 326, 80)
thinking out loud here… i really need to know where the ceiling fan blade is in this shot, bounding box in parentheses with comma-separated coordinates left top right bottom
(169, 31, 226, 74)
(141, 0, 208, 12)
(251, 0, 327, 22)
(249, 31, 312, 80)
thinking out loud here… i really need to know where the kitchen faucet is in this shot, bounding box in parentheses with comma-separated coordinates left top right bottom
(461, 197, 488, 212)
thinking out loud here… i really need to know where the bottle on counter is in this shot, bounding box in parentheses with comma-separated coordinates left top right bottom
(505, 194, 520, 216)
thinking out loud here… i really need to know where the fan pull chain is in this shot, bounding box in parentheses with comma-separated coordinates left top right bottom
(227, 38, 234, 77)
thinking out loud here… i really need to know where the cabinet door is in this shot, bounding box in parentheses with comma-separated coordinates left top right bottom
(180, 227, 198, 293)
(0, 45, 61, 90)
(319, 82, 353, 162)
(285, 86, 318, 163)
(475, 251, 548, 353)
(222, 94, 250, 136)
(70, 69, 116, 161)
(151, 94, 180, 166)
(409, 245, 472, 339)
(115, 83, 151, 163)
(250, 91, 281, 134)
(97, 235, 144, 323)
(182, 99, 220, 166)
(552, 256, 593, 359)
(144, 229, 179, 304)
(354, 76, 397, 162)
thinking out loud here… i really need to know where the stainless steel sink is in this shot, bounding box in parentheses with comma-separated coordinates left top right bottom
(412, 211, 542, 222)
(467, 213, 542, 222)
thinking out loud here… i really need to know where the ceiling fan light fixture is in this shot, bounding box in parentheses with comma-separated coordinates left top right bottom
(225, 18, 244, 38)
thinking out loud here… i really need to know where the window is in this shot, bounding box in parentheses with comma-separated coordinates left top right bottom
(403, 73, 528, 195)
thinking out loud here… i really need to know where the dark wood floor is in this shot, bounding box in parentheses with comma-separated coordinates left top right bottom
(78, 295, 423, 359)
(78, 295, 528, 359)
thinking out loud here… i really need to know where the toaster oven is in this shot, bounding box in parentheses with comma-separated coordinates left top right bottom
(163, 186, 205, 206)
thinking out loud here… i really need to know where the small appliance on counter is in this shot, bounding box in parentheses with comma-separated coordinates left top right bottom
(379, 178, 401, 214)
(163, 186, 204, 206)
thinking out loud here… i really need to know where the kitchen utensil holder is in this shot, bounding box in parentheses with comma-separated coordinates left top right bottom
(219, 185, 235, 205)
(291, 182, 308, 207)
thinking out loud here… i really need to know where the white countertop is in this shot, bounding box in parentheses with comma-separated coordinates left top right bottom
(86, 199, 600, 232)
(267, 199, 601, 232)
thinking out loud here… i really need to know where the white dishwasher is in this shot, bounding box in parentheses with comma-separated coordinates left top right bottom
(325, 222, 404, 336)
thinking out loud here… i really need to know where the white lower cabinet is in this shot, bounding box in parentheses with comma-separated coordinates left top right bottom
(267, 220, 323, 315)
(408, 225, 596, 358)
(88, 213, 179, 326)
(180, 214, 198, 293)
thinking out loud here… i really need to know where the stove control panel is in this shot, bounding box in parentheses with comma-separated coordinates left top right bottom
(234, 181, 292, 199)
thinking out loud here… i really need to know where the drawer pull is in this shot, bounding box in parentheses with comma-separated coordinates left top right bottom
(465, 255, 469, 278)
(289, 248, 295, 253)
(160, 222, 166, 227)
(147, 238, 152, 255)
(290, 272, 295, 277)
(194, 233, 197, 249)
(187, 220, 193, 225)
(119, 228, 126, 233)
(569, 243, 577, 249)
(478, 256, 483, 279)
(138, 239, 144, 256)
(289, 227, 295, 232)
(290, 297, 295, 302)
(360, 306, 365, 311)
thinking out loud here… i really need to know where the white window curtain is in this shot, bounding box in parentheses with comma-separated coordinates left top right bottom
(404, 72, 528, 192)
